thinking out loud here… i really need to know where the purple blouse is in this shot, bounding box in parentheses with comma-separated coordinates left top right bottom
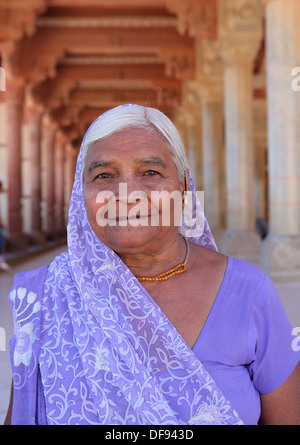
(193, 256, 300, 425)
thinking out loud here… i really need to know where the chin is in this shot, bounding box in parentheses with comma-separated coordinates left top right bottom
(100, 225, 160, 252)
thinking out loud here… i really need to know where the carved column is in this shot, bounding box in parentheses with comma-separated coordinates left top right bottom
(65, 142, 78, 213)
(174, 104, 201, 190)
(6, 79, 24, 236)
(202, 96, 224, 230)
(182, 82, 203, 191)
(218, 0, 263, 263)
(261, 0, 300, 281)
(24, 105, 44, 234)
(0, 98, 8, 229)
(42, 115, 57, 238)
(174, 107, 189, 154)
(54, 131, 66, 236)
(195, 39, 225, 243)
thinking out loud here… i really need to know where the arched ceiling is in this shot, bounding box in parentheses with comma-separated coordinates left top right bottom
(0, 0, 266, 147)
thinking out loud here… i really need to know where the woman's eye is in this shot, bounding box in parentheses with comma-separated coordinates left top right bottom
(95, 172, 111, 179)
(144, 170, 160, 177)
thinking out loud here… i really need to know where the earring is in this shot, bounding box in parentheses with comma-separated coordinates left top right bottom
(184, 194, 189, 208)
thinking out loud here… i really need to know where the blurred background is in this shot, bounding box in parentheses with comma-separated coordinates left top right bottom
(0, 0, 300, 424)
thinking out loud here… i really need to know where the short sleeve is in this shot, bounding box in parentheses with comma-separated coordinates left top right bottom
(247, 275, 300, 394)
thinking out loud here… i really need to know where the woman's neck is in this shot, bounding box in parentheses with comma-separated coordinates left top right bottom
(115, 234, 187, 278)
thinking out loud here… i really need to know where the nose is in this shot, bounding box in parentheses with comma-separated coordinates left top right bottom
(116, 175, 143, 202)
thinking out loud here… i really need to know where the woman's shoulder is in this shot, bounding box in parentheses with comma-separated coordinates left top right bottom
(8, 252, 70, 311)
(191, 242, 270, 297)
(9, 264, 49, 297)
(227, 256, 267, 285)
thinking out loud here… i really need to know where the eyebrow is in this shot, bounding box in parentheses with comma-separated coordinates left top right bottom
(87, 161, 112, 173)
(87, 157, 166, 173)
(135, 157, 167, 168)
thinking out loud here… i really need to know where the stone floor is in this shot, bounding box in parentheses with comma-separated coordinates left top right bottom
(0, 244, 299, 424)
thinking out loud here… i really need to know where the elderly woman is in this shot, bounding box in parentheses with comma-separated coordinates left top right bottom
(5, 105, 300, 425)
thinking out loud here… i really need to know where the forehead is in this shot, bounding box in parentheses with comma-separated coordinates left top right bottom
(85, 127, 171, 161)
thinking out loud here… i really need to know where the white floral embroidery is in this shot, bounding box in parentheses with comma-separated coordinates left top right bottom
(14, 322, 35, 367)
(17, 287, 26, 300)
(10, 288, 42, 367)
(96, 263, 117, 281)
(189, 403, 223, 425)
(95, 347, 110, 372)
(161, 331, 190, 360)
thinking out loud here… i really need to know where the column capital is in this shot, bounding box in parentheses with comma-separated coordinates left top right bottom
(218, 0, 263, 66)
(165, 0, 217, 39)
(219, 0, 263, 34)
(196, 38, 223, 78)
(186, 79, 223, 105)
(219, 35, 262, 67)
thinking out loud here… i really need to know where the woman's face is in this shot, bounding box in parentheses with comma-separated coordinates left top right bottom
(83, 127, 185, 254)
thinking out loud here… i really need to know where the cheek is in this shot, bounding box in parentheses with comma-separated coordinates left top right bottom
(150, 191, 183, 226)
(84, 188, 118, 233)
(84, 188, 100, 227)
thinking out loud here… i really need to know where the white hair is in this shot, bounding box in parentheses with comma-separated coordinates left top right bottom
(81, 104, 189, 180)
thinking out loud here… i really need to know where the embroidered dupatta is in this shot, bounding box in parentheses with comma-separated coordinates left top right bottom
(9, 108, 243, 425)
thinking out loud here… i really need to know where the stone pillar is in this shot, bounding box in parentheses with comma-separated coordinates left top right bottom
(261, 0, 300, 281)
(42, 115, 57, 238)
(54, 130, 66, 237)
(186, 117, 199, 189)
(0, 98, 8, 229)
(181, 82, 203, 191)
(194, 39, 225, 245)
(174, 107, 189, 154)
(218, 0, 263, 263)
(65, 142, 78, 215)
(24, 105, 44, 235)
(174, 104, 202, 190)
(6, 79, 24, 236)
(202, 99, 224, 230)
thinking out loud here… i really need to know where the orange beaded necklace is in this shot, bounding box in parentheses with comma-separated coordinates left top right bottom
(136, 237, 189, 283)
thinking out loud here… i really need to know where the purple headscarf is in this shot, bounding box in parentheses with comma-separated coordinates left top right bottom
(9, 105, 243, 425)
